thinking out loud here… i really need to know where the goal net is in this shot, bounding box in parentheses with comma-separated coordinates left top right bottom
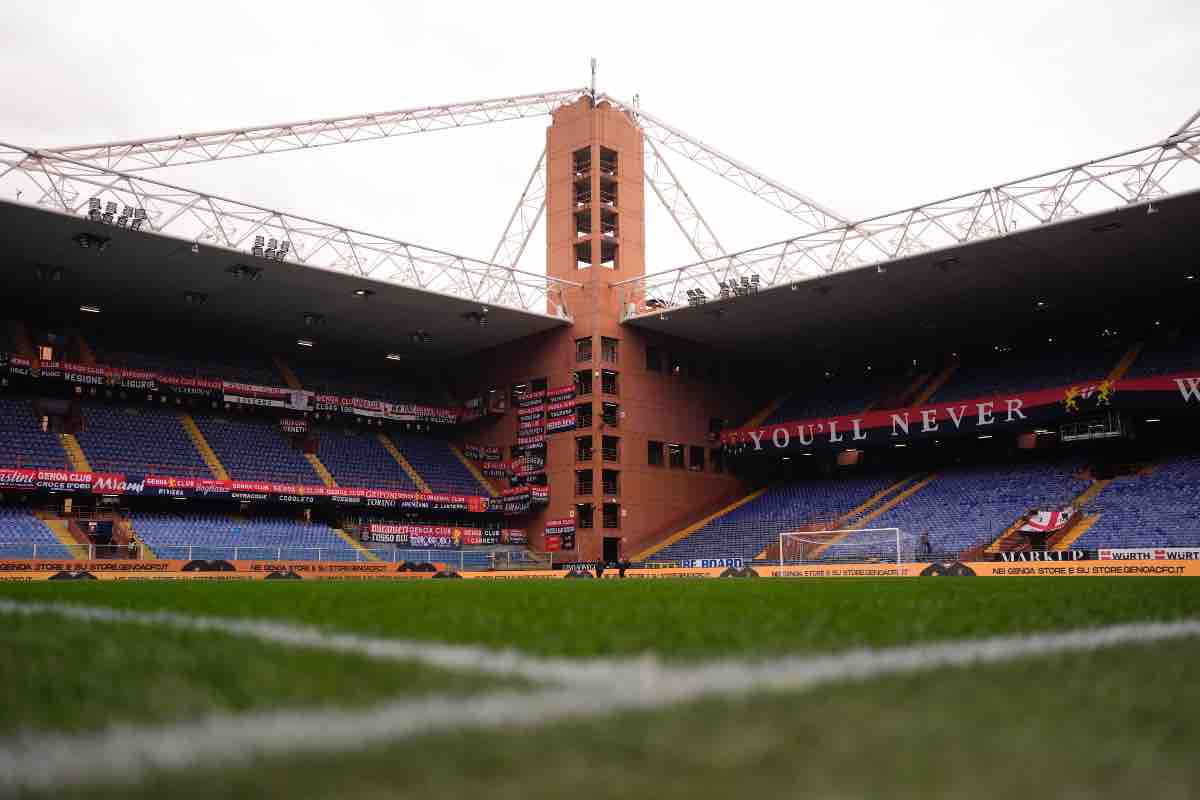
(777, 527, 912, 566)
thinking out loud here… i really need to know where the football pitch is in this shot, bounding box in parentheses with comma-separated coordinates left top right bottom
(1, 578, 1198, 798)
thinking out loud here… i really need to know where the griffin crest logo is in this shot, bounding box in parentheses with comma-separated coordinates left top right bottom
(1063, 385, 1081, 412)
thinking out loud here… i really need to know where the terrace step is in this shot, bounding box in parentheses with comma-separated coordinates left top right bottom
(634, 484, 777, 561)
(34, 512, 87, 556)
(272, 356, 304, 390)
(1106, 343, 1144, 383)
(379, 434, 431, 493)
(59, 433, 91, 472)
(449, 443, 499, 497)
(741, 393, 790, 428)
(333, 527, 378, 561)
(179, 414, 228, 480)
(305, 453, 338, 488)
(911, 362, 959, 406)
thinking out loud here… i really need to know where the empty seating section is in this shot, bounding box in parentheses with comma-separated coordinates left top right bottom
(933, 346, 1121, 403)
(133, 513, 357, 561)
(292, 361, 428, 405)
(389, 435, 486, 495)
(194, 417, 320, 484)
(360, 541, 494, 568)
(764, 375, 885, 425)
(0, 397, 68, 469)
(315, 429, 417, 490)
(75, 404, 211, 477)
(1128, 332, 1200, 377)
(1074, 455, 1200, 549)
(95, 345, 281, 386)
(864, 460, 1088, 557)
(0, 508, 72, 558)
(655, 474, 902, 563)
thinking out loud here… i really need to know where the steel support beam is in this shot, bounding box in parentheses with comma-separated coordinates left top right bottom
(603, 94, 848, 235)
(30, 89, 587, 172)
(0, 141, 579, 316)
(644, 136, 727, 264)
(614, 128, 1200, 314)
(490, 146, 547, 268)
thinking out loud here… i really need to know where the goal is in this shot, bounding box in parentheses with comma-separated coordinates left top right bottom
(777, 527, 912, 567)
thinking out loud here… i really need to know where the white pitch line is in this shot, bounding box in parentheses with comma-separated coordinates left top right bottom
(0, 598, 656, 689)
(0, 601, 1197, 794)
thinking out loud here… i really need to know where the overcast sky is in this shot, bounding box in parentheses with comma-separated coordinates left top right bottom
(2, 0, 1197, 277)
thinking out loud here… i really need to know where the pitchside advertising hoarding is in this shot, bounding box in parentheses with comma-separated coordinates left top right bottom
(722, 371, 1200, 453)
(2, 556, 1198, 581)
(1098, 547, 1200, 561)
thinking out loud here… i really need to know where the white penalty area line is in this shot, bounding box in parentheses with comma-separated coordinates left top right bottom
(0, 601, 1198, 793)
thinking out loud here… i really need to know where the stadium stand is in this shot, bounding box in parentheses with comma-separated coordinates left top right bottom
(0, 508, 73, 558)
(290, 360, 431, 405)
(192, 416, 321, 484)
(861, 459, 1090, 557)
(931, 345, 1123, 402)
(1127, 331, 1200, 377)
(75, 404, 212, 477)
(131, 512, 358, 561)
(388, 434, 489, 495)
(0, 397, 69, 469)
(314, 428, 418, 490)
(763, 373, 893, 425)
(654, 473, 905, 562)
(93, 343, 282, 386)
(1073, 454, 1200, 550)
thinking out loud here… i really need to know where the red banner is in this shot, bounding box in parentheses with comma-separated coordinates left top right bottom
(724, 371, 1200, 453)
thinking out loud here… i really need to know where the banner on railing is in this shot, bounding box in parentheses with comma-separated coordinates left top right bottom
(544, 517, 575, 551)
(464, 443, 502, 461)
(722, 371, 1200, 453)
(0, 352, 464, 425)
(361, 523, 501, 548)
(0, 468, 491, 512)
(545, 385, 577, 434)
(481, 461, 511, 479)
(499, 486, 532, 514)
(279, 417, 309, 435)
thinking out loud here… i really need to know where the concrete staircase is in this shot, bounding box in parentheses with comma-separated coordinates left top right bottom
(634, 484, 777, 561)
(34, 511, 87, 557)
(273, 356, 304, 390)
(305, 453, 338, 488)
(449, 443, 499, 497)
(1049, 479, 1113, 550)
(59, 434, 91, 472)
(910, 363, 959, 406)
(379, 434, 431, 493)
(333, 527, 378, 561)
(178, 414, 229, 480)
(1106, 343, 1143, 383)
(741, 394, 791, 428)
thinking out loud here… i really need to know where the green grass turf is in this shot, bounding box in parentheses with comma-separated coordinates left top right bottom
(2, 577, 1198, 659)
(0, 611, 515, 736)
(47, 636, 1200, 800)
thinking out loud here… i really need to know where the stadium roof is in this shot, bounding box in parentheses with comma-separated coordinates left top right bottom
(623, 188, 1200, 359)
(0, 200, 568, 359)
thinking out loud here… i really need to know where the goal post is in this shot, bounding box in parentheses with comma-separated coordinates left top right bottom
(777, 527, 910, 567)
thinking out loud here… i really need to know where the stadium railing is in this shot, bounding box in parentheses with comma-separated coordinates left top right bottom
(0, 541, 551, 570)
